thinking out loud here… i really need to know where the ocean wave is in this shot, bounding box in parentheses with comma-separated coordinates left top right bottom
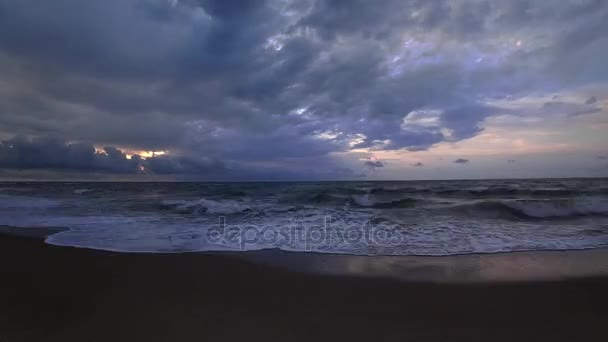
(4, 179, 608, 256)
(283, 190, 425, 209)
(351, 194, 419, 209)
(0, 195, 62, 210)
(305, 192, 349, 205)
(160, 198, 252, 215)
(451, 198, 608, 219)
(362, 186, 595, 198)
(283, 187, 371, 206)
(370, 187, 424, 195)
(73, 188, 92, 195)
(594, 187, 608, 195)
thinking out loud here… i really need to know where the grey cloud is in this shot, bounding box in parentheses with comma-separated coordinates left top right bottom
(0, 0, 205, 79)
(586, 96, 598, 105)
(454, 158, 470, 164)
(438, 105, 494, 141)
(0, 134, 357, 180)
(540, 100, 601, 118)
(145, 155, 225, 175)
(0, 135, 226, 175)
(0, 0, 607, 178)
(0, 136, 141, 173)
(542, 9, 608, 84)
(295, 0, 501, 42)
(363, 157, 385, 174)
(364, 160, 385, 168)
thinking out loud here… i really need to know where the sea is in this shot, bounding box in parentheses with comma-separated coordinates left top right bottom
(1, 179, 608, 256)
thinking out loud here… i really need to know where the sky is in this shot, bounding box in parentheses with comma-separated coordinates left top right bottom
(0, 0, 607, 181)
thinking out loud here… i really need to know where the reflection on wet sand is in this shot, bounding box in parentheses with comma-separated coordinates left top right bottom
(238, 248, 608, 283)
(3, 224, 607, 283)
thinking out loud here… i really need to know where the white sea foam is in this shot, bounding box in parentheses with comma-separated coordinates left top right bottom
(351, 194, 375, 207)
(3, 179, 608, 256)
(39, 217, 608, 256)
(73, 188, 92, 195)
(22, 208, 608, 256)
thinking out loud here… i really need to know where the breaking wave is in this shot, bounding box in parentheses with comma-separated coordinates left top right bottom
(367, 186, 608, 197)
(3, 179, 608, 255)
(73, 188, 92, 195)
(451, 198, 608, 219)
(351, 194, 420, 208)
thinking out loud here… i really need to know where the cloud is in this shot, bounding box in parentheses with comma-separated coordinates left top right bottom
(586, 96, 598, 105)
(454, 158, 470, 164)
(145, 155, 225, 175)
(540, 101, 602, 117)
(0, 0, 607, 178)
(0, 134, 365, 180)
(361, 156, 385, 175)
(0, 135, 141, 173)
(0, 135, 225, 175)
(364, 160, 385, 168)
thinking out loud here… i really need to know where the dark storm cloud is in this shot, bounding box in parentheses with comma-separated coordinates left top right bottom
(454, 159, 470, 164)
(586, 96, 598, 105)
(364, 160, 385, 169)
(0, 135, 350, 180)
(0, 136, 141, 173)
(540, 100, 602, 118)
(0, 135, 225, 175)
(0, 0, 607, 177)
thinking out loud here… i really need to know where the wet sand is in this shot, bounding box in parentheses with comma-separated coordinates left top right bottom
(1, 228, 607, 341)
(240, 245, 608, 283)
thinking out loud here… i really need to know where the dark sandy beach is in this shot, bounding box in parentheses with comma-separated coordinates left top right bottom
(1, 228, 607, 342)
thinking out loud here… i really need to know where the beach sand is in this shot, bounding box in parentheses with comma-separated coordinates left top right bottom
(1, 227, 607, 341)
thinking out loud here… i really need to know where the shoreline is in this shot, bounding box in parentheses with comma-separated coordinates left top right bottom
(3, 225, 608, 283)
